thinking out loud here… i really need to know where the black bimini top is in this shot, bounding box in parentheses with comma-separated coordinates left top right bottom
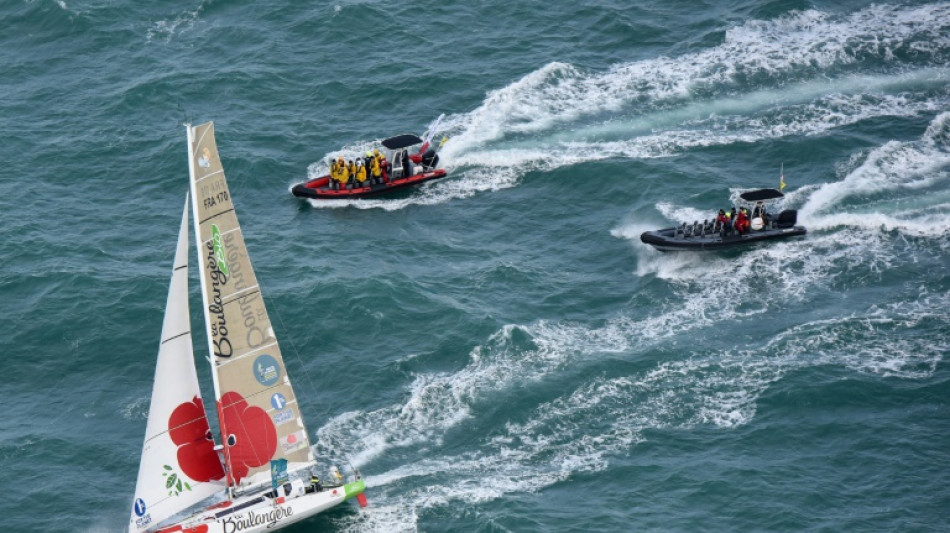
(739, 188, 785, 202)
(381, 134, 424, 150)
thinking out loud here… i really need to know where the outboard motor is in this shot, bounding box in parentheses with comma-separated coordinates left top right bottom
(775, 209, 798, 228)
(420, 148, 439, 170)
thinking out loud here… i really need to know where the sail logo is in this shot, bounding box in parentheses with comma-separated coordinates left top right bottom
(219, 505, 294, 532)
(270, 392, 287, 410)
(280, 429, 307, 454)
(206, 234, 232, 359)
(272, 408, 294, 426)
(253, 354, 280, 386)
(211, 224, 229, 276)
(133, 498, 146, 516)
(133, 498, 152, 528)
(198, 147, 212, 168)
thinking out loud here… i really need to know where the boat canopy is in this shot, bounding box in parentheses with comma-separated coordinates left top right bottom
(739, 188, 785, 202)
(381, 134, 423, 150)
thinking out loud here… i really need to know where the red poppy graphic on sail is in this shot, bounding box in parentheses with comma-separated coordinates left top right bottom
(167, 396, 225, 483)
(218, 391, 277, 485)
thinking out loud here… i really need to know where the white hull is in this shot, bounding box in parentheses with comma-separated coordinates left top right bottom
(156, 483, 356, 533)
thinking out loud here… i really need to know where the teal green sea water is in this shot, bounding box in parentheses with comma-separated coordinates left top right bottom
(2, 1, 949, 531)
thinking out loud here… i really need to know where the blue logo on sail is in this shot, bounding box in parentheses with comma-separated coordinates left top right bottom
(254, 354, 280, 386)
(134, 498, 147, 517)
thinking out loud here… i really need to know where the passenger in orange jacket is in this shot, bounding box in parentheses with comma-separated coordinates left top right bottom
(735, 208, 750, 234)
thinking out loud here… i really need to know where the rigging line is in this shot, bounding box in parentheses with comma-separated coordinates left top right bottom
(265, 292, 325, 435)
(265, 304, 362, 476)
(143, 411, 215, 447)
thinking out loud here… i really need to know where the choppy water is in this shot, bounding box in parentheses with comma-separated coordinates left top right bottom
(2, 1, 949, 531)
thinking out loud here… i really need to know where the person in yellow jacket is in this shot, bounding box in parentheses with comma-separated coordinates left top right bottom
(373, 148, 388, 182)
(355, 160, 367, 186)
(346, 160, 356, 187)
(329, 157, 342, 189)
(337, 158, 350, 188)
(369, 154, 382, 184)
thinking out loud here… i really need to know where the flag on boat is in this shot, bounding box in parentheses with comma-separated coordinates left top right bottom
(780, 163, 786, 190)
(270, 459, 288, 493)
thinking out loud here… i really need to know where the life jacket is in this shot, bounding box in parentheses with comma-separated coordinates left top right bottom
(736, 211, 749, 231)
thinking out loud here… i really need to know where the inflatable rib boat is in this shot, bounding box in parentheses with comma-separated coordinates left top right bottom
(640, 188, 807, 251)
(292, 127, 447, 200)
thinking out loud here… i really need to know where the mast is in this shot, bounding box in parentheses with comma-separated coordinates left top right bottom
(187, 124, 226, 418)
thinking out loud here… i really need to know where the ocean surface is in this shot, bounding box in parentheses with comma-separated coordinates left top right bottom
(2, 0, 949, 531)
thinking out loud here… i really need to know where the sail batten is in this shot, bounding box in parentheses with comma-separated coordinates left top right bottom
(212, 285, 262, 305)
(194, 169, 225, 182)
(198, 210, 235, 226)
(161, 330, 191, 345)
(200, 224, 240, 241)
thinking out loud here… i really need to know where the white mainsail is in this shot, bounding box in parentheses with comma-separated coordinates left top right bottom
(129, 197, 226, 533)
(187, 122, 314, 491)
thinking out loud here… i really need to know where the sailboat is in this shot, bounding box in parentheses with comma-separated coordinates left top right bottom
(129, 122, 366, 533)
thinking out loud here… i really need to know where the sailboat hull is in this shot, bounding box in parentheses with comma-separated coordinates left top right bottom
(155, 481, 364, 533)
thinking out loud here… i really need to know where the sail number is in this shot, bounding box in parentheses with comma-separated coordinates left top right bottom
(203, 190, 230, 209)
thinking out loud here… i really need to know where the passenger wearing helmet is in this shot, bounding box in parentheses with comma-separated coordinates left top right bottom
(716, 209, 728, 225)
(716, 208, 729, 227)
